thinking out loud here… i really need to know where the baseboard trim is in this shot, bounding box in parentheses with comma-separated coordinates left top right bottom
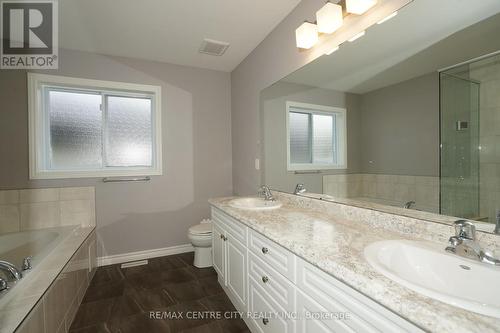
(97, 243, 194, 267)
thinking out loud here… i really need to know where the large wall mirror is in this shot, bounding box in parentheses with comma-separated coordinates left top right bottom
(260, 3, 500, 235)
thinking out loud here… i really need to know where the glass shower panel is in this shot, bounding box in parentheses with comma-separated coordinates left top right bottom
(440, 70, 480, 219)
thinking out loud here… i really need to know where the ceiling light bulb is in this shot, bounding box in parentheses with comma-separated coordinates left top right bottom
(348, 31, 365, 42)
(295, 22, 319, 49)
(325, 45, 339, 55)
(377, 11, 398, 24)
(316, 3, 343, 34)
(346, 0, 377, 15)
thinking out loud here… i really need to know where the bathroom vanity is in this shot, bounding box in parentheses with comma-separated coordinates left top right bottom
(210, 192, 500, 333)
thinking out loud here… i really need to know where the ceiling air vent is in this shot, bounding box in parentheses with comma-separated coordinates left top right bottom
(199, 39, 230, 56)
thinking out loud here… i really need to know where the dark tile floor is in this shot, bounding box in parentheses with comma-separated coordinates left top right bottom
(69, 252, 250, 333)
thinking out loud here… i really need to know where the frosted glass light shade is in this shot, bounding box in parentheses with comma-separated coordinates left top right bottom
(348, 30, 366, 42)
(295, 22, 318, 49)
(346, 0, 377, 15)
(377, 11, 398, 24)
(316, 3, 343, 34)
(325, 45, 339, 55)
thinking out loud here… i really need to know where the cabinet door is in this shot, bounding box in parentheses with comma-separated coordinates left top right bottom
(212, 223, 225, 281)
(297, 258, 422, 333)
(225, 234, 247, 309)
(296, 289, 353, 333)
(248, 276, 295, 333)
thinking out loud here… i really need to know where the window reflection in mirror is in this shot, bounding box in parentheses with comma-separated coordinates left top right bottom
(260, 11, 500, 234)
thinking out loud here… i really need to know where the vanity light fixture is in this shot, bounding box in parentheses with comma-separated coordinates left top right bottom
(325, 45, 340, 55)
(377, 11, 398, 24)
(316, 2, 343, 34)
(348, 30, 366, 42)
(346, 0, 377, 15)
(295, 22, 319, 49)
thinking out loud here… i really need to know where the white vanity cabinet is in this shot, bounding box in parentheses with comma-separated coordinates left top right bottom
(295, 258, 421, 333)
(212, 222, 226, 280)
(212, 208, 248, 311)
(211, 207, 424, 333)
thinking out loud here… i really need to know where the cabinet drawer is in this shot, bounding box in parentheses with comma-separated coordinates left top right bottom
(297, 258, 423, 333)
(248, 230, 296, 282)
(248, 276, 295, 333)
(297, 289, 355, 333)
(212, 207, 248, 246)
(249, 252, 296, 312)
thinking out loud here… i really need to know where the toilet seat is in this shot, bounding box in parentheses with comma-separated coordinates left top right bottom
(188, 233, 212, 240)
(188, 222, 212, 235)
(188, 221, 213, 268)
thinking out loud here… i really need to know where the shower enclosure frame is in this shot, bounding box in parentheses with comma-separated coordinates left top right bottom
(438, 69, 481, 220)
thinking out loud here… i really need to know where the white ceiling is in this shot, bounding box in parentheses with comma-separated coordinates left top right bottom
(282, 0, 500, 94)
(59, 0, 301, 72)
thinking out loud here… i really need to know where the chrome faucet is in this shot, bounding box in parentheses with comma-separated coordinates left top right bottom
(0, 260, 23, 281)
(403, 201, 415, 209)
(0, 278, 7, 292)
(294, 183, 306, 195)
(259, 185, 275, 201)
(445, 220, 500, 265)
(22, 256, 32, 271)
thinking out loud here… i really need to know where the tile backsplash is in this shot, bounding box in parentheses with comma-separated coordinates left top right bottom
(0, 187, 95, 234)
(323, 174, 439, 213)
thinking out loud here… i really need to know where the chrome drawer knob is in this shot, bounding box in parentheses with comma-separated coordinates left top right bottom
(262, 276, 269, 283)
(262, 318, 269, 325)
(261, 247, 269, 254)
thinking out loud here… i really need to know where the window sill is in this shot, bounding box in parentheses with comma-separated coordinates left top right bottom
(29, 168, 162, 180)
(287, 164, 347, 171)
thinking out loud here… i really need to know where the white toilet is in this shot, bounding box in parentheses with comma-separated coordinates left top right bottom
(188, 221, 213, 268)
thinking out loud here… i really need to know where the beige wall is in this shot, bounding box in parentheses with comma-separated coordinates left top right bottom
(360, 72, 440, 176)
(0, 49, 232, 257)
(261, 82, 362, 193)
(231, 0, 330, 195)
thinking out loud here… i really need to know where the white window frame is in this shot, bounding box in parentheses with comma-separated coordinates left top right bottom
(27, 73, 162, 179)
(286, 101, 347, 171)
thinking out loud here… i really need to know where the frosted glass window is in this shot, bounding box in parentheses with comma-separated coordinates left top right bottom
(289, 112, 311, 164)
(106, 96, 152, 167)
(312, 114, 335, 164)
(287, 102, 346, 170)
(28, 73, 162, 179)
(48, 90, 103, 169)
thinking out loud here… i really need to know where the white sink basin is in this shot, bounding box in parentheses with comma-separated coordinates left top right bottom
(229, 197, 282, 211)
(364, 240, 500, 318)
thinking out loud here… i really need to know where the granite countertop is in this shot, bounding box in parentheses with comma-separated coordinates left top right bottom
(209, 194, 500, 333)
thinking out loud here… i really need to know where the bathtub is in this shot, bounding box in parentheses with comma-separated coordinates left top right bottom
(0, 226, 76, 274)
(0, 225, 96, 333)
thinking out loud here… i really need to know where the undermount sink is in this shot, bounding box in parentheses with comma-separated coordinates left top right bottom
(229, 197, 282, 210)
(364, 239, 500, 318)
